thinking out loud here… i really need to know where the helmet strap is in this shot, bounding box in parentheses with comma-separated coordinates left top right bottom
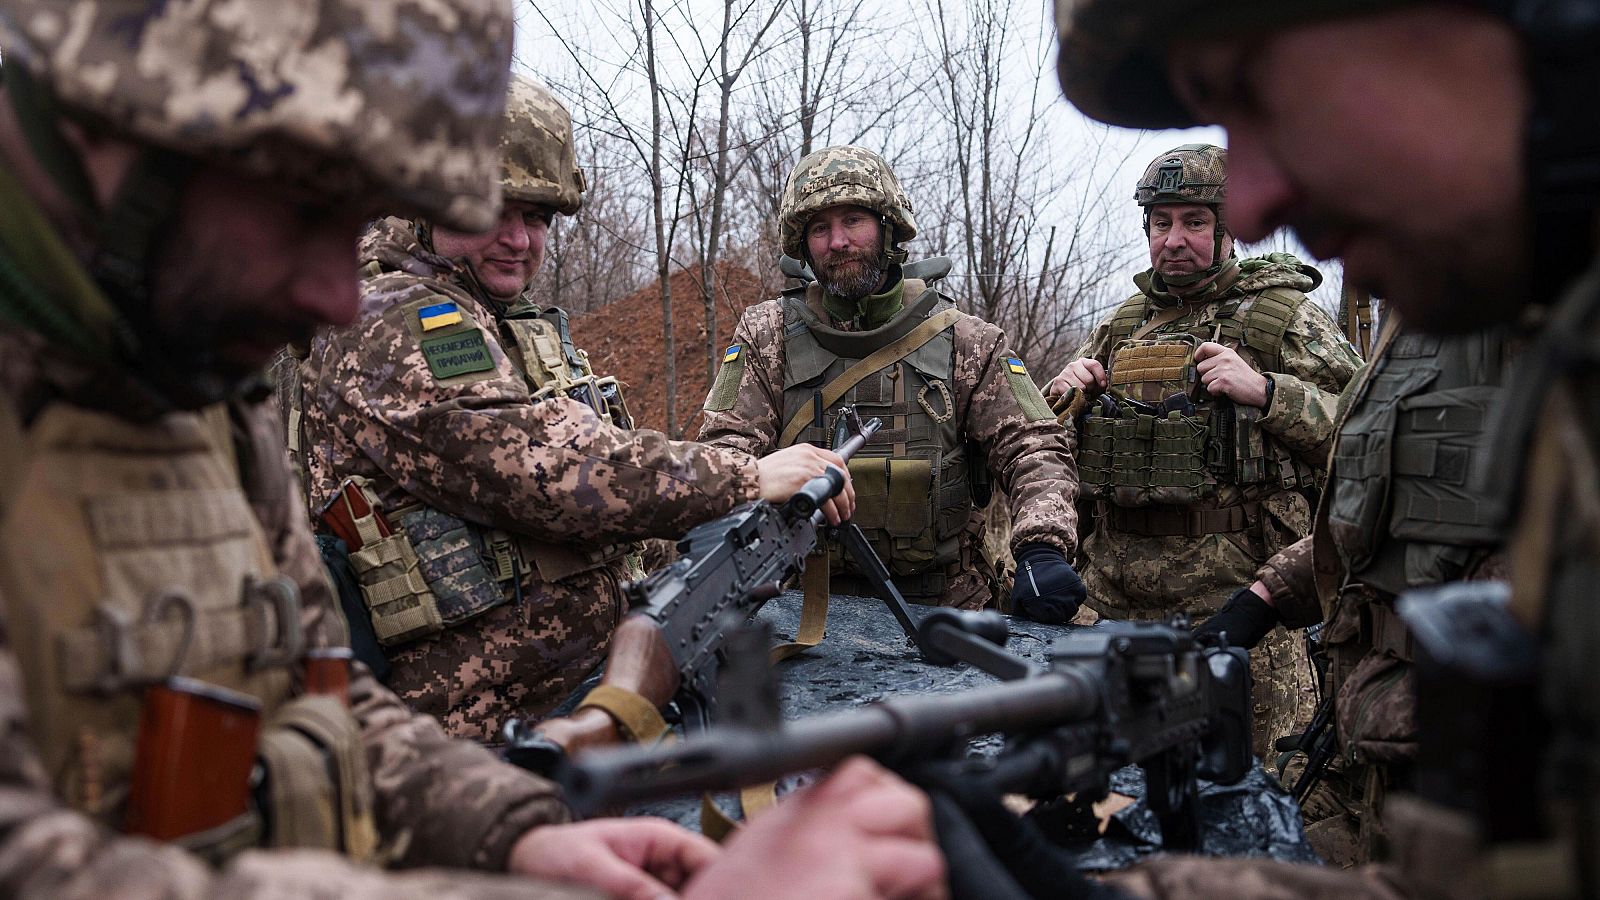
(3, 69, 220, 410)
(881, 218, 908, 266)
(3, 67, 99, 218)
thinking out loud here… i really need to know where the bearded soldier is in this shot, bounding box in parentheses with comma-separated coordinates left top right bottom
(699, 145, 1084, 624)
(297, 76, 860, 742)
(1046, 0, 1600, 897)
(1046, 144, 1363, 764)
(0, 0, 946, 896)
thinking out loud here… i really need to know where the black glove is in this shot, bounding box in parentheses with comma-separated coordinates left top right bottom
(1194, 585, 1280, 650)
(1010, 543, 1086, 625)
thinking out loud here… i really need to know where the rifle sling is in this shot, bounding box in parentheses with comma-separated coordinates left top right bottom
(698, 782, 782, 843)
(769, 553, 831, 663)
(1127, 302, 1190, 342)
(575, 684, 672, 745)
(777, 307, 964, 448)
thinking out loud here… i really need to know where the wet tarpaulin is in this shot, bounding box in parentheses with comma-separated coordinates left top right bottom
(592, 591, 1320, 868)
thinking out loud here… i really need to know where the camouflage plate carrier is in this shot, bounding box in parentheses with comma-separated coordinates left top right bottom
(777, 274, 986, 598)
(1077, 283, 1316, 515)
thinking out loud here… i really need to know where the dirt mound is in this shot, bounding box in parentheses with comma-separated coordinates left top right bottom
(572, 260, 774, 437)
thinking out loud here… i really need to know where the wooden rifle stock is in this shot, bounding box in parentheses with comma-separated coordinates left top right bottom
(533, 614, 680, 756)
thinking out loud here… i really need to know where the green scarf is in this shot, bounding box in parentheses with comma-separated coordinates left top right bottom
(824, 272, 905, 331)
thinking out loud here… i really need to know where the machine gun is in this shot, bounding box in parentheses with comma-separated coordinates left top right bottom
(555, 616, 1254, 851)
(506, 409, 1004, 768)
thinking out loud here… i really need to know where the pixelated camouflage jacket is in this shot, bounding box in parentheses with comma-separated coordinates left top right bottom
(1073, 255, 1363, 616)
(0, 328, 586, 899)
(697, 275, 1080, 560)
(300, 217, 760, 738)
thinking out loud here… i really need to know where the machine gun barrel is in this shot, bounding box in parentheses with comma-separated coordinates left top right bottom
(558, 668, 1098, 816)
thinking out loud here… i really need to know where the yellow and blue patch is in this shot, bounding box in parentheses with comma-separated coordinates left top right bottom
(418, 301, 463, 332)
(723, 344, 742, 363)
(1007, 357, 1028, 376)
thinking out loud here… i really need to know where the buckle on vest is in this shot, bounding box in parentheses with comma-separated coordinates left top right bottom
(91, 603, 138, 694)
(242, 576, 304, 672)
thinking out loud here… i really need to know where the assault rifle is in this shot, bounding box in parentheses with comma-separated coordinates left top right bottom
(505, 409, 993, 767)
(556, 616, 1254, 851)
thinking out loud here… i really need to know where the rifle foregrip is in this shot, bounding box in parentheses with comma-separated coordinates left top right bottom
(790, 466, 844, 518)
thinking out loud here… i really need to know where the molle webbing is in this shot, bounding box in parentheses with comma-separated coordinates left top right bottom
(1109, 340, 1196, 402)
(1106, 287, 1306, 371)
(778, 289, 972, 584)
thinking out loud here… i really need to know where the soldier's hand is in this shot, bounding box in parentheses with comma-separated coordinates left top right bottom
(1045, 358, 1108, 402)
(1009, 543, 1087, 624)
(1194, 342, 1270, 407)
(757, 445, 857, 524)
(685, 757, 947, 900)
(508, 817, 720, 899)
(1193, 583, 1280, 650)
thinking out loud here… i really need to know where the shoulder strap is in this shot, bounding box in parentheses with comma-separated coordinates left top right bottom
(777, 307, 964, 448)
(1128, 304, 1189, 342)
(1107, 294, 1153, 345)
(1236, 287, 1308, 370)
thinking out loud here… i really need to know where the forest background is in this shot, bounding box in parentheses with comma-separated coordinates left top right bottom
(518, 0, 1341, 435)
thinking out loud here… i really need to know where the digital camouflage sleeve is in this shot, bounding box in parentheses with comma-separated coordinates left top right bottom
(699, 296, 1078, 556)
(303, 261, 761, 540)
(0, 399, 590, 899)
(297, 220, 763, 738)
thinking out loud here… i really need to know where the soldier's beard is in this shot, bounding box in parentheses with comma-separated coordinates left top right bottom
(817, 250, 886, 301)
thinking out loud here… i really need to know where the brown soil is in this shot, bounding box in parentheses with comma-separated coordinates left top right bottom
(571, 261, 773, 437)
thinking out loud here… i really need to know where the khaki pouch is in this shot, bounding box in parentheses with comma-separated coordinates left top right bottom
(256, 694, 379, 861)
(347, 531, 444, 646)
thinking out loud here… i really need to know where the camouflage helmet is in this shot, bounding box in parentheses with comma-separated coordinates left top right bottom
(779, 145, 917, 261)
(501, 74, 586, 216)
(1053, 0, 1414, 129)
(0, 0, 516, 233)
(1138, 144, 1232, 286)
(1136, 143, 1226, 208)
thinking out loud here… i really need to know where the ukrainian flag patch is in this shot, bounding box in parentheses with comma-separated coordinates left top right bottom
(723, 344, 742, 363)
(418, 301, 463, 332)
(1007, 357, 1028, 375)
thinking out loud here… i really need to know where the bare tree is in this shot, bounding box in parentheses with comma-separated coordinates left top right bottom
(913, 0, 1138, 377)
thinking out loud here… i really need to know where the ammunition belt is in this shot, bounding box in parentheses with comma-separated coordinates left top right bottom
(1104, 501, 1260, 537)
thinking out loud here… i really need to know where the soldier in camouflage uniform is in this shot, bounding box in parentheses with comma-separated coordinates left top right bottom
(1191, 318, 1514, 866)
(0, 1, 946, 897)
(1048, 0, 1600, 897)
(699, 146, 1084, 619)
(297, 77, 862, 742)
(1046, 145, 1363, 765)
